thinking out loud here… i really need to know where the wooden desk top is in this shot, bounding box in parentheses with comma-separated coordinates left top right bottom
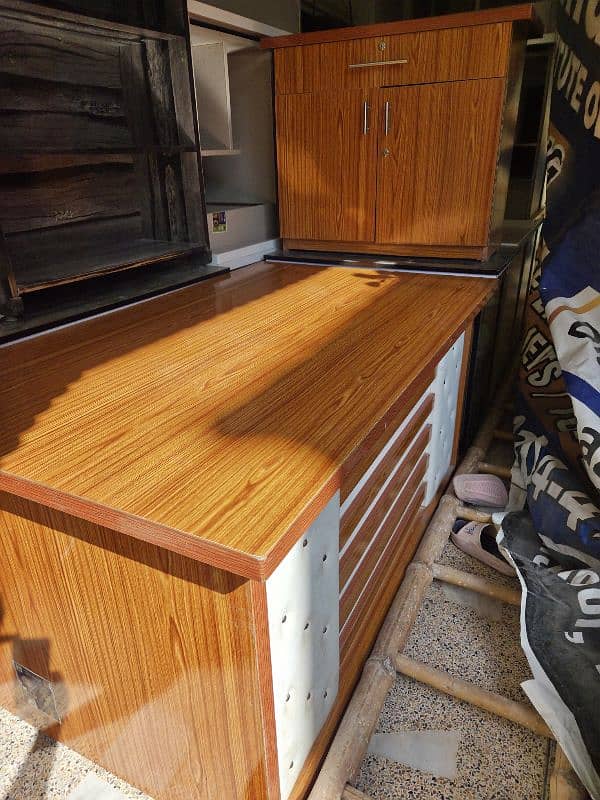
(0, 262, 492, 579)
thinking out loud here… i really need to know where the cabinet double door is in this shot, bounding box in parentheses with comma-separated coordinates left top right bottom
(276, 78, 504, 250)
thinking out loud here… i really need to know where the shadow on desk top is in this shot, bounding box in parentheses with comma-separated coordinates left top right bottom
(0, 262, 492, 579)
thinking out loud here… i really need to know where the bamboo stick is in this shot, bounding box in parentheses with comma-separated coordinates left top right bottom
(342, 786, 374, 800)
(432, 563, 520, 606)
(371, 562, 432, 659)
(549, 746, 588, 800)
(479, 461, 512, 480)
(412, 494, 458, 567)
(309, 657, 396, 800)
(394, 655, 553, 739)
(493, 429, 514, 442)
(456, 505, 493, 523)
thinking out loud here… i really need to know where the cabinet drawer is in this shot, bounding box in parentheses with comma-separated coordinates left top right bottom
(274, 23, 511, 95)
(275, 38, 385, 94)
(381, 22, 511, 86)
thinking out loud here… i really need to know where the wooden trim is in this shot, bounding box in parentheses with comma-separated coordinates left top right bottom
(283, 239, 491, 261)
(342, 383, 433, 503)
(340, 498, 431, 653)
(341, 424, 430, 555)
(342, 392, 433, 504)
(341, 468, 427, 623)
(250, 581, 282, 800)
(261, 4, 539, 49)
(0, 468, 341, 583)
(451, 321, 474, 464)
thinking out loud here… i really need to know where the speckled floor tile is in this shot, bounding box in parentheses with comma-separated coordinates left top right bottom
(404, 581, 529, 703)
(0, 707, 152, 800)
(356, 680, 550, 800)
(354, 539, 549, 800)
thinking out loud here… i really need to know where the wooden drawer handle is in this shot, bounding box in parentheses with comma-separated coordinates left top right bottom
(348, 58, 408, 69)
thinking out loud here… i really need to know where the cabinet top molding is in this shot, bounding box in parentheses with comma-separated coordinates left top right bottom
(261, 3, 540, 49)
(0, 263, 491, 580)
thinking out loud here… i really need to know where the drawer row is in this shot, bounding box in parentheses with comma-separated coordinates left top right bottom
(339, 390, 433, 637)
(275, 22, 511, 95)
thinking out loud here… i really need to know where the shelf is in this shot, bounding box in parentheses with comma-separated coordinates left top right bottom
(201, 149, 241, 157)
(9, 232, 201, 294)
(0, 0, 185, 41)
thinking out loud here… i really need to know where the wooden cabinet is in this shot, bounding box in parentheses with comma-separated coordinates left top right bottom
(264, 6, 538, 260)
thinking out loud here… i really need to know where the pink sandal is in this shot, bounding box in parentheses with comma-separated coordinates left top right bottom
(451, 521, 514, 576)
(453, 473, 508, 508)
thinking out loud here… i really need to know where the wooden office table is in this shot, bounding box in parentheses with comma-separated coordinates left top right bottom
(0, 262, 492, 800)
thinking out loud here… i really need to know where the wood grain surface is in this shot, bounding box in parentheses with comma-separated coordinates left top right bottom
(376, 78, 505, 248)
(274, 39, 385, 95)
(341, 390, 433, 504)
(274, 23, 511, 96)
(0, 492, 269, 800)
(275, 90, 379, 242)
(0, 262, 492, 578)
(261, 4, 538, 49)
(381, 22, 511, 86)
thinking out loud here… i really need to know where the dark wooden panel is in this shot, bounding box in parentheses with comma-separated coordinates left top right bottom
(0, 163, 138, 235)
(340, 454, 428, 599)
(341, 423, 430, 554)
(342, 392, 433, 505)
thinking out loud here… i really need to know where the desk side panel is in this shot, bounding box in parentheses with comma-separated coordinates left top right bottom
(0, 493, 269, 800)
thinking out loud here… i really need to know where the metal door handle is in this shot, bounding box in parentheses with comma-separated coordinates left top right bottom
(384, 100, 390, 136)
(363, 100, 370, 134)
(348, 58, 408, 69)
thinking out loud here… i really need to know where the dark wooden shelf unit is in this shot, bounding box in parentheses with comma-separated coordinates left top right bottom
(0, 0, 210, 312)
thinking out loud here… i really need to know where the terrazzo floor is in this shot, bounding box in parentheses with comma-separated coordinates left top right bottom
(0, 708, 151, 800)
(355, 542, 552, 800)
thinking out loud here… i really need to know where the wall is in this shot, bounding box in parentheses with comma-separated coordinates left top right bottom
(207, 0, 300, 32)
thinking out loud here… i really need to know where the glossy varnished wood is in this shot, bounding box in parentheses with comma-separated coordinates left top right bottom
(261, 4, 538, 49)
(340, 424, 430, 557)
(274, 23, 511, 96)
(274, 40, 384, 95)
(341, 392, 433, 506)
(0, 263, 492, 578)
(275, 90, 378, 242)
(376, 78, 505, 248)
(0, 493, 269, 800)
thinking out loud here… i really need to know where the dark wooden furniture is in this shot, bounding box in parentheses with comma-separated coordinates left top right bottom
(0, 262, 491, 800)
(262, 5, 540, 261)
(0, 0, 210, 318)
